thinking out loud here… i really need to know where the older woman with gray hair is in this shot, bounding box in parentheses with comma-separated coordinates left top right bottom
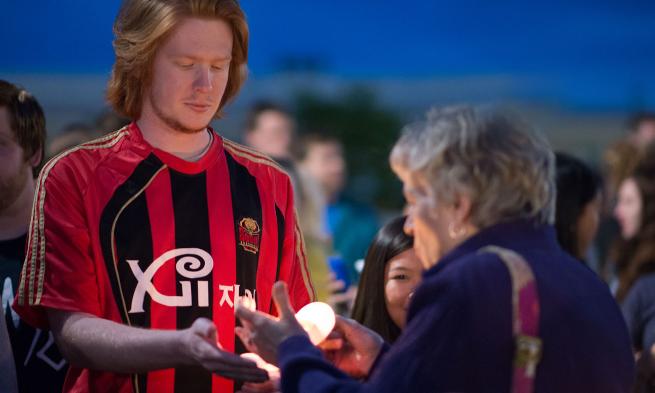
(236, 106, 634, 393)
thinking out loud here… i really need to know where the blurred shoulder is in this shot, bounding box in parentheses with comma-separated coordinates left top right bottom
(222, 138, 292, 183)
(626, 272, 655, 302)
(39, 128, 130, 191)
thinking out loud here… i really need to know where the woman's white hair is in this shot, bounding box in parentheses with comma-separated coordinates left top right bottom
(390, 105, 555, 228)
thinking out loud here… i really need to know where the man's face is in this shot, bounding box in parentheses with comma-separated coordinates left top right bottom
(246, 110, 294, 159)
(142, 17, 233, 134)
(302, 141, 345, 199)
(0, 107, 30, 213)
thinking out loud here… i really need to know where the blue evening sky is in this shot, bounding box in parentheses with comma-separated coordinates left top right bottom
(1, 1, 654, 108)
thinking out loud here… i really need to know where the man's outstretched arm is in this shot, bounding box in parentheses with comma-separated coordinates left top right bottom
(47, 309, 268, 382)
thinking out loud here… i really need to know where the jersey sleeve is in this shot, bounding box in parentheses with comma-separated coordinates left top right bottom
(12, 158, 102, 329)
(280, 174, 315, 311)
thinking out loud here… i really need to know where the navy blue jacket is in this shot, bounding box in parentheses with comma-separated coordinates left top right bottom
(278, 219, 635, 392)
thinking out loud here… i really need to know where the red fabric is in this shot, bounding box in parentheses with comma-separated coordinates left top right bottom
(145, 168, 176, 393)
(12, 123, 314, 393)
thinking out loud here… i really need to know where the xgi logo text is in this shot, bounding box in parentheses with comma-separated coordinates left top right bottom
(128, 248, 213, 313)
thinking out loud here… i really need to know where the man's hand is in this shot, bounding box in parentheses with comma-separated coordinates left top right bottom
(235, 282, 307, 365)
(320, 316, 384, 379)
(237, 353, 281, 393)
(180, 318, 269, 382)
(238, 380, 280, 393)
(47, 309, 269, 381)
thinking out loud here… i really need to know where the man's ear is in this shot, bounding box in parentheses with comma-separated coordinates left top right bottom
(27, 147, 43, 168)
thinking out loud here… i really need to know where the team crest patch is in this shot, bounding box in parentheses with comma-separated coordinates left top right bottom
(238, 217, 261, 254)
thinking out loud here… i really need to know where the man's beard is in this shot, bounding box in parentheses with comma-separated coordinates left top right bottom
(0, 163, 29, 214)
(150, 91, 209, 135)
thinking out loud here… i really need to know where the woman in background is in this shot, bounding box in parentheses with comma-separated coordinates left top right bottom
(350, 216, 423, 343)
(554, 152, 603, 264)
(613, 154, 655, 391)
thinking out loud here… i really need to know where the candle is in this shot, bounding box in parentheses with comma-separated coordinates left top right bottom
(295, 302, 336, 345)
(241, 352, 280, 376)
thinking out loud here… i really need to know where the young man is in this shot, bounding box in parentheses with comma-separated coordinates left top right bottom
(243, 101, 295, 161)
(0, 80, 67, 392)
(12, 1, 314, 392)
(242, 101, 301, 202)
(297, 134, 378, 286)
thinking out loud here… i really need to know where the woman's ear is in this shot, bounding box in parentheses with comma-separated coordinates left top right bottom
(452, 192, 475, 231)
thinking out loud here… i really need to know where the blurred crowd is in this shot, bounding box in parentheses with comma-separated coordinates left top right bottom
(3, 77, 655, 391)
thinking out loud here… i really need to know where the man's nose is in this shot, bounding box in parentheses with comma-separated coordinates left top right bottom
(193, 67, 213, 93)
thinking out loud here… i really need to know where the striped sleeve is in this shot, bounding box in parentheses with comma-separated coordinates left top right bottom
(11, 139, 122, 328)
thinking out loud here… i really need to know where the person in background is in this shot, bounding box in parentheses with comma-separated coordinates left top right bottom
(47, 112, 129, 160)
(242, 100, 302, 195)
(0, 80, 68, 392)
(613, 167, 655, 302)
(46, 122, 100, 159)
(94, 109, 130, 135)
(242, 103, 333, 303)
(243, 101, 295, 161)
(297, 133, 378, 287)
(613, 150, 655, 391)
(599, 112, 655, 275)
(627, 112, 655, 148)
(350, 216, 422, 343)
(554, 152, 603, 266)
(605, 113, 655, 203)
(235, 105, 634, 393)
(0, 309, 18, 393)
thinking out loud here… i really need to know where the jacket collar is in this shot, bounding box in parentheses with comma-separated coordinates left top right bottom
(424, 218, 557, 278)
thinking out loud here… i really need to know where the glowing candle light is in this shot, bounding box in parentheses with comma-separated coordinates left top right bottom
(241, 352, 280, 377)
(295, 302, 336, 345)
(238, 294, 256, 311)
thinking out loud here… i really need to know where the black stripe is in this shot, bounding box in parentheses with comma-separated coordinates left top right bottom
(270, 205, 285, 314)
(98, 153, 164, 393)
(99, 153, 163, 324)
(170, 170, 213, 393)
(114, 191, 152, 329)
(114, 188, 152, 393)
(225, 152, 263, 393)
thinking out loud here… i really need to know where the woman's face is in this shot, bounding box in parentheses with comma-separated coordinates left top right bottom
(575, 192, 602, 259)
(395, 167, 460, 269)
(614, 178, 642, 240)
(384, 248, 423, 329)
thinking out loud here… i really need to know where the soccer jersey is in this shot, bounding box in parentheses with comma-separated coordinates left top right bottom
(13, 123, 315, 393)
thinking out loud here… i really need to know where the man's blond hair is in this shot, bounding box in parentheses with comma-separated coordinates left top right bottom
(107, 0, 248, 120)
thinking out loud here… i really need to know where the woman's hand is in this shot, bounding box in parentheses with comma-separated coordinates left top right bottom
(320, 316, 384, 379)
(235, 282, 307, 365)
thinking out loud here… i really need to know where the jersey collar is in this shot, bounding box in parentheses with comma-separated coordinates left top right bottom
(128, 122, 223, 174)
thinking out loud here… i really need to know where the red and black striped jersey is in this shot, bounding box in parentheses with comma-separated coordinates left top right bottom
(13, 123, 315, 393)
